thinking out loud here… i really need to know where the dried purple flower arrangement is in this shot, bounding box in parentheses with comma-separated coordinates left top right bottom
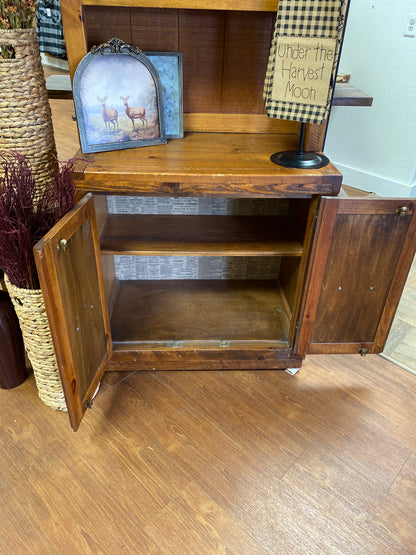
(0, 151, 76, 289)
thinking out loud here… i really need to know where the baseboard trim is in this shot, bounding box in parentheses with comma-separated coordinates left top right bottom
(380, 353, 416, 376)
(334, 163, 416, 198)
(41, 53, 69, 71)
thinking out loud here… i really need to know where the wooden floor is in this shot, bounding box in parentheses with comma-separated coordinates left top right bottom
(1, 354, 416, 553)
(384, 255, 416, 374)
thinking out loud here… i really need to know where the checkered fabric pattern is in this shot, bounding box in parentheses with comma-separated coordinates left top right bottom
(36, 0, 67, 60)
(264, 0, 349, 124)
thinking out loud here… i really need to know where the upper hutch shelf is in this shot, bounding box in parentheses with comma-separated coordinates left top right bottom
(81, 0, 278, 10)
(75, 132, 343, 196)
(46, 75, 373, 108)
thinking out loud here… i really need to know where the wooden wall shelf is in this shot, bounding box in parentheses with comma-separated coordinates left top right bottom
(332, 83, 373, 107)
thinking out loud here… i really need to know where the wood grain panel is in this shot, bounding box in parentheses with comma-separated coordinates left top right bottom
(101, 254, 117, 310)
(304, 121, 327, 153)
(109, 347, 303, 370)
(110, 279, 290, 343)
(308, 342, 375, 355)
(92, 193, 108, 236)
(82, 0, 280, 10)
(336, 199, 414, 215)
(60, 0, 89, 79)
(179, 10, 225, 113)
(83, 5, 132, 48)
(130, 8, 179, 51)
(73, 133, 343, 195)
(76, 6, 278, 118)
(34, 195, 111, 430)
(374, 206, 416, 351)
(295, 199, 339, 354)
(279, 257, 300, 313)
(311, 212, 411, 344)
(296, 199, 416, 355)
(52, 218, 107, 399)
(221, 11, 274, 113)
(183, 112, 299, 133)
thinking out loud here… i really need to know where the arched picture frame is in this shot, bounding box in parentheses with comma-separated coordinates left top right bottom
(73, 37, 166, 153)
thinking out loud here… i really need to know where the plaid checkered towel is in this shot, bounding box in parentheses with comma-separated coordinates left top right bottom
(264, 0, 349, 124)
(36, 0, 67, 60)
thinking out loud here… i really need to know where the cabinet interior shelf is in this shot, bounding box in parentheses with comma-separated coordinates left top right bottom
(100, 214, 303, 256)
(110, 279, 291, 346)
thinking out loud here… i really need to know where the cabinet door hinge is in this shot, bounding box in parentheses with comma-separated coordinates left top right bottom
(57, 239, 68, 252)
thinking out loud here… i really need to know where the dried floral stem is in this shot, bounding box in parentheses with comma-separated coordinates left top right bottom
(0, 151, 76, 289)
(0, 0, 37, 58)
(0, 0, 37, 30)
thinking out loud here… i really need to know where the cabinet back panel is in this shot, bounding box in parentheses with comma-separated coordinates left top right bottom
(83, 7, 275, 115)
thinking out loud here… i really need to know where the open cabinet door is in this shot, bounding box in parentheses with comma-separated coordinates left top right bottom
(34, 194, 111, 430)
(296, 198, 416, 356)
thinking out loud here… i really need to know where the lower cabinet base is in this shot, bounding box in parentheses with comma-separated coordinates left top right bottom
(108, 347, 304, 371)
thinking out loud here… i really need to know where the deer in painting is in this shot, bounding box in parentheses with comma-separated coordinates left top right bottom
(120, 96, 147, 130)
(97, 97, 118, 131)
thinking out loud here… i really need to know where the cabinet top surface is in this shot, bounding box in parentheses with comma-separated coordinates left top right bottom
(75, 132, 342, 196)
(81, 0, 279, 11)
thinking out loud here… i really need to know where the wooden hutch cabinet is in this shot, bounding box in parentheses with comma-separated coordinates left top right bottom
(34, 0, 416, 430)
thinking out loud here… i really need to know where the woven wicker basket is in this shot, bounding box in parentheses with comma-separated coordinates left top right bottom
(4, 275, 67, 411)
(0, 28, 58, 189)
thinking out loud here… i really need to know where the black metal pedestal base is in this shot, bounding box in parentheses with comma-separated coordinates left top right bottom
(270, 150, 330, 169)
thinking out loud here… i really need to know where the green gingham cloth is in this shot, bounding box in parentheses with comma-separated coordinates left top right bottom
(264, 0, 349, 124)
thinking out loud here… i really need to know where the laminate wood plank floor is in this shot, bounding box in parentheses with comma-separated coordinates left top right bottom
(1, 354, 416, 553)
(384, 255, 416, 374)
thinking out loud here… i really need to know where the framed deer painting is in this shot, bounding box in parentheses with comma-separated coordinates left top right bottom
(73, 38, 167, 153)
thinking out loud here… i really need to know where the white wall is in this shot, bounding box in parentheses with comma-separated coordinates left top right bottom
(325, 0, 416, 197)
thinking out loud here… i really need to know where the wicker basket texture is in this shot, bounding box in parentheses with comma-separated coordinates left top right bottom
(4, 275, 67, 411)
(0, 27, 58, 189)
